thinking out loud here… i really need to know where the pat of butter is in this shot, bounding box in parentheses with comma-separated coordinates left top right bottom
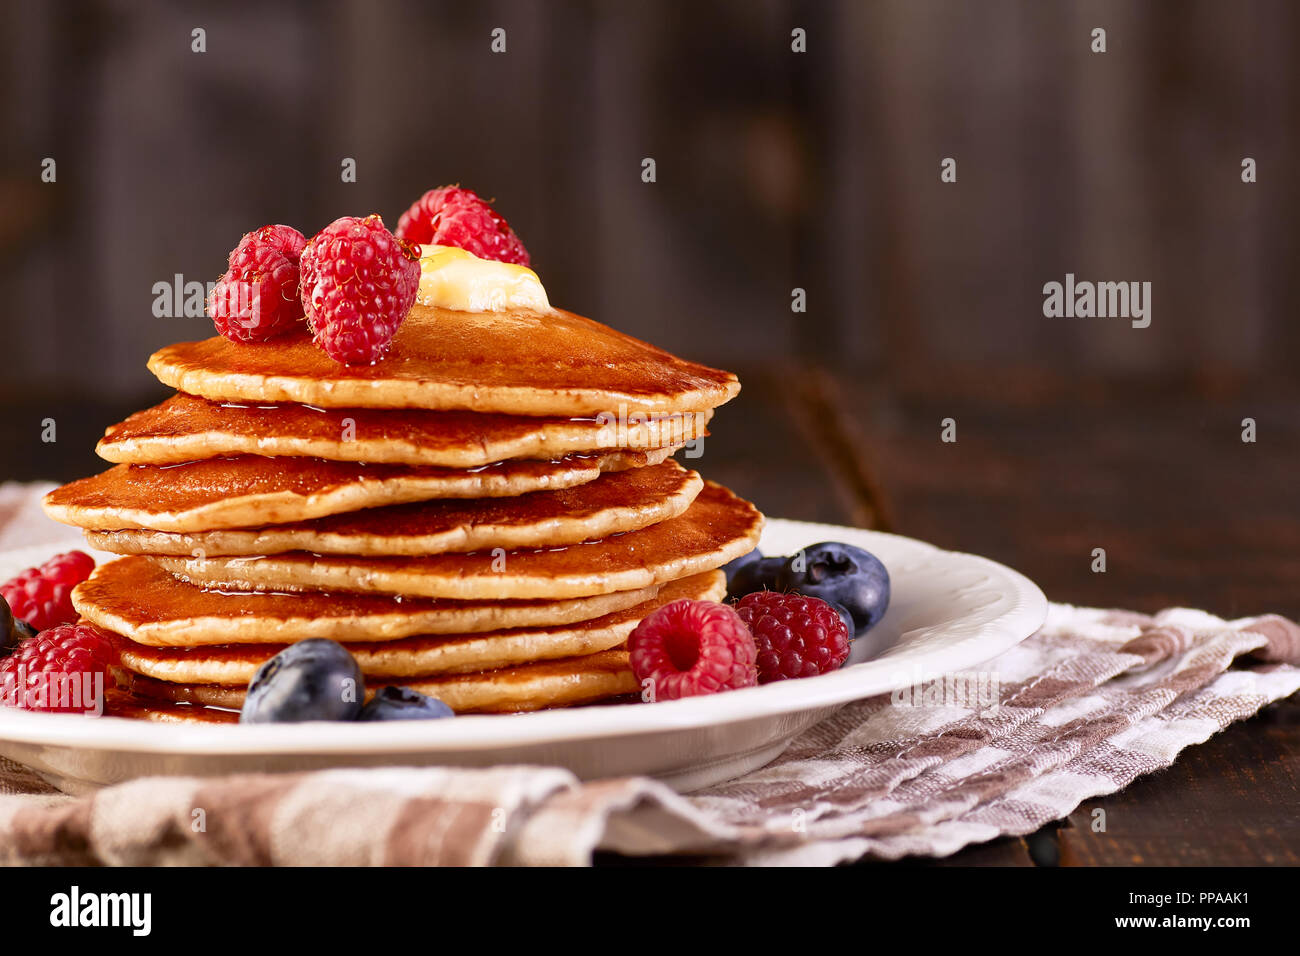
(415, 244, 550, 313)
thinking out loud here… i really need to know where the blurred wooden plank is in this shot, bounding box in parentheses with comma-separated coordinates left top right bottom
(699, 365, 863, 527)
(0, 390, 167, 484)
(823, 366, 1300, 620)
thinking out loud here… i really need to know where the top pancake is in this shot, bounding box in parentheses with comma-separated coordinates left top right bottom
(148, 305, 741, 417)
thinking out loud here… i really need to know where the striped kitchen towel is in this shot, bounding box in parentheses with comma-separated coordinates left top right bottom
(2, 602, 1297, 865)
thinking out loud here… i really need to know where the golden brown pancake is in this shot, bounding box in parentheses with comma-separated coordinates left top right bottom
(97, 391, 711, 467)
(103, 689, 240, 724)
(74, 556, 664, 646)
(147, 305, 740, 416)
(85, 460, 702, 557)
(43, 447, 678, 533)
(111, 571, 723, 684)
(151, 482, 762, 600)
(124, 649, 637, 714)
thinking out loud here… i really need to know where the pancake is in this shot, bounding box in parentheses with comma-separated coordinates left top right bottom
(85, 460, 702, 557)
(148, 304, 740, 416)
(111, 570, 723, 684)
(151, 482, 763, 600)
(73, 556, 663, 646)
(97, 391, 711, 467)
(124, 649, 637, 714)
(103, 690, 240, 724)
(42, 447, 679, 533)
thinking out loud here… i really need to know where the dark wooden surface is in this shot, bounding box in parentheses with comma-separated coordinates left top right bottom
(707, 364, 1300, 866)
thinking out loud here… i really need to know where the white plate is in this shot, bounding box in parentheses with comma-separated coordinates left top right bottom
(0, 519, 1047, 793)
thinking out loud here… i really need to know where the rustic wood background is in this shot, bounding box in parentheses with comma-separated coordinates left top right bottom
(1, 0, 1297, 866)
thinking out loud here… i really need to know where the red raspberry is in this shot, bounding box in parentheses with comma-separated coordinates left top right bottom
(628, 599, 757, 701)
(395, 186, 531, 266)
(242, 223, 307, 262)
(0, 551, 95, 633)
(735, 592, 850, 683)
(209, 224, 308, 343)
(0, 623, 116, 713)
(299, 214, 421, 365)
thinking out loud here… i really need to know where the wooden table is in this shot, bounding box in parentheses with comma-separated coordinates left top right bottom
(704, 364, 1300, 866)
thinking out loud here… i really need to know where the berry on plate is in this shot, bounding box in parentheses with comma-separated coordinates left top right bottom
(240, 638, 364, 723)
(299, 214, 421, 365)
(776, 541, 890, 632)
(0, 550, 95, 634)
(735, 591, 851, 683)
(0, 622, 116, 713)
(395, 185, 531, 266)
(359, 686, 454, 721)
(208, 224, 308, 343)
(628, 599, 757, 701)
(724, 550, 786, 601)
(0, 596, 16, 656)
(825, 600, 856, 643)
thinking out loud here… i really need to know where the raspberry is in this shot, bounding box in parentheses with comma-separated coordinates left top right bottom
(0, 551, 95, 633)
(395, 186, 531, 266)
(0, 622, 116, 713)
(299, 214, 421, 365)
(243, 223, 307, 262)
(735, 592, 850, 683)
(209, 224, 308, 343)
(628, 599, 757, 701)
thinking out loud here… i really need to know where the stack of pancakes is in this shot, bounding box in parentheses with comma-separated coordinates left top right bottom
(42, 305, 763, 721)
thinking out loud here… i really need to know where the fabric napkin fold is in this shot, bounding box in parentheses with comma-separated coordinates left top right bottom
(3, 602, 1297, 866)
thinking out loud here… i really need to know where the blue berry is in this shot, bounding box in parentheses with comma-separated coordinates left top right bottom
(0, 597, 33, 657)
(359, 685, 454, 721)
(777, 542, 890, 632)
(826, 600, 856, 643)
(0, 597, 13, 655)
(726, 552, 786, 601)
(722, 549, 762, 588)
(240, 638, 364, 723)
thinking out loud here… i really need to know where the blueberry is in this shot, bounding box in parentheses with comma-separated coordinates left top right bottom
(777, 542, 890, 632)
(359, 686, 454, 721)
(240, 638, 365, 723)
(726, 553, 786, 601)
(721, 548, 763, 588)
(0, 597, 13, 655)
(826, 600, 856, 643)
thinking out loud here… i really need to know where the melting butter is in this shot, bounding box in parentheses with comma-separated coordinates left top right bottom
(415, 244, 550, 313)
